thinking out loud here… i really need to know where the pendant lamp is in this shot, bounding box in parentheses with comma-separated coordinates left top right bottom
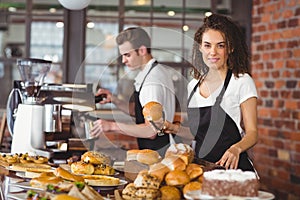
(58, 0, 91, 10)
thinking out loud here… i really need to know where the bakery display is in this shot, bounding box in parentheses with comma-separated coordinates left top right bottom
(201, 169, 259, 197)
(122, 143, 204, 199)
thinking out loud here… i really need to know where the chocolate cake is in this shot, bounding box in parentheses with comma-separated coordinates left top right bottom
(202, 169, 259, 197)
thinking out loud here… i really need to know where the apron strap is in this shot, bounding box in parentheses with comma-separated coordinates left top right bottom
(215, 69, 232, 105)
(137, 61, 158, 92)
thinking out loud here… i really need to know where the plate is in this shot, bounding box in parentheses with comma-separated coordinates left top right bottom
(258, 191, 275, 200)
(8, 165, 55, 173)
(90, 179, 128, 190)
(9, 181, 44, 191)
(7, 192, 26, 200)
(184, 190, 275, 200)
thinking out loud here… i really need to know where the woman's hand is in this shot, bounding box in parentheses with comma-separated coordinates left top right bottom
(90, 119, 114, 138)
(215, 145, 242, 169)
(162, 120, 180, 134)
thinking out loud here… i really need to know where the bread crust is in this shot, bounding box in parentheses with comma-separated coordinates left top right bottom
(160, 185, 181, 200)
(71, 161, 95, 175)
(165, 170, 190, 186)
(186, 163, 203, 180)
(148, 162, 170, 181)
(183, 181, 202, 195)
(136, 149, 161, 165)
(161, 155, 187, 171)
(81, 151, 111, 165)
(54, 167, 84, 182)
(142, 101, 163, 121)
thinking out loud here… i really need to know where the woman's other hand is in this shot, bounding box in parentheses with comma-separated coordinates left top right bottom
(215, 145, 242, 169)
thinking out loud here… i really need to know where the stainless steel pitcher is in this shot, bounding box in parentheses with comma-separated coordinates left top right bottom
(44, 104, 62, 133)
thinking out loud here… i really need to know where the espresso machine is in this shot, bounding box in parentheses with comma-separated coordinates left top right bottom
(7, 58, 53, 157)
(7, 58, 96, 159)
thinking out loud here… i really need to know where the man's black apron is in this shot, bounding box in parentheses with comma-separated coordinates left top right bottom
(187, 70, 254, 171)
(134, 61, 169, 154)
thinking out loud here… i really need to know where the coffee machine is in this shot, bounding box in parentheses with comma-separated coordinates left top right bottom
(7, 58, 96, 159)
(7, 58, 53, 157)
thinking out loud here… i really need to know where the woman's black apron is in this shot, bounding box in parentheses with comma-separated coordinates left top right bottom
(133, 61, 169, 154)
(187, 70, 254, 171)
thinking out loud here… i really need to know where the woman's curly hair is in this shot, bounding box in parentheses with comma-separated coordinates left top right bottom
(191, 14, 250, 81)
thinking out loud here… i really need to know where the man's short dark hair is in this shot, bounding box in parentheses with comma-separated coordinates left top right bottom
(116, 27, 151, 54)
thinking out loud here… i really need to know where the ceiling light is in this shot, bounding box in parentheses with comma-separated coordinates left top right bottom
(205, 12, 213, 17)
(167, 11, 175, 16)
(58, 0, 91, 10)
(87, 22, 95, 29)
(49, 8, 56, 13)
(8, 7, 17, 12)
(183, 25, 189, 32)
(56, 22, 64, 28)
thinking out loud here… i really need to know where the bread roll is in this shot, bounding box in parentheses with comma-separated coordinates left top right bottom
(126, 149, 140, 161)
(148, 162, 170, 181)
(142, 101, 163, 121)
(136, 149, 161, 165)
(135, 188, 161, 199)
(161, 155, 186, 171)
(183, 181, 202, 195)
(122, 183, 138, 200)
(134, 172, 161, 189)
(81, 151, 111, 165)
(54, 167, 84, 183)
(93, 164, 115, 175)
(165, 170, 190, 186)
(165, 143, 195, 164)
(71, 161, 94, 175)
(186, 163, 203, 180)
(160, 185, 181, 200)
